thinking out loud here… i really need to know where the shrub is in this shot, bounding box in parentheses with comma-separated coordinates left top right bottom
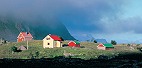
(137, 47, 142, 52)
(62, 44, 68, 47)
(11, 46, 17, 52)
(136, 44, 140, 46)
(127, 44, 130, 46)
(98, 55, 109, 60)
(94, 40, 97, 43)
(80, 46, 85, 48)
(111, 40, 117, 45)
(35, 51, 39, 57)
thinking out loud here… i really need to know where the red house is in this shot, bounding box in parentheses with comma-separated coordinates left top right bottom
(68, 40, 80, 47)
(17, 32, 33, 42)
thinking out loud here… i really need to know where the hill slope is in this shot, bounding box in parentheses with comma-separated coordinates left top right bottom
(0, 16, 75, 41)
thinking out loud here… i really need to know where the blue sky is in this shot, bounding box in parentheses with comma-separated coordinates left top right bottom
(0, 0, 142, 43)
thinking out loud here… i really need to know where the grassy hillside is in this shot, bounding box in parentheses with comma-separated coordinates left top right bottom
(0, 40, 141, 60)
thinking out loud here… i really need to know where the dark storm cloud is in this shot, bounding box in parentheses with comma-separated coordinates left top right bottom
(0, 0, 141, 34)
(60, 0, 126, 34)
(0, 0, 66, 21)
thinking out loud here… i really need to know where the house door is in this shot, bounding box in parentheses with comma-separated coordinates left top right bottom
(53, 41, 57, 47)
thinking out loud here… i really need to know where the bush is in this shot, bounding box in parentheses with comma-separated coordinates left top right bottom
(94, 40, 97, 43)
(11, 46, 17, 52)
(98, 55, 109, 60)
(137, 47, 142, 52)
(127, 44, 130, 46)
(137, 44, 140, 46)
(35, 51, 39, 58)
(62, 44, 68, 47)
(111, 40, 117, 45)
(80, 46, 85, 48)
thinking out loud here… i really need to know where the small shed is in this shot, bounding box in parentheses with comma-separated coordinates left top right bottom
(97, 43, 114, 50)
(17, 45, 27, 50)
(68, 40, 80, 47)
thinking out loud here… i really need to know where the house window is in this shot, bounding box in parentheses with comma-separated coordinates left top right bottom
(47, 43, 50, 45)
(46, 38, 50, 40)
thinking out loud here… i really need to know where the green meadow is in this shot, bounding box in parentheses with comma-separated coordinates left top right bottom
(0, 40, 141, 60)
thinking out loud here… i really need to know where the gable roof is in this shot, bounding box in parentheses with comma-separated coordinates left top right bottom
(96, 39, 107, 44)
(17, 45, 27, 50)
(69, 40, 80, 44)
(73, 40, 80, 44)
(18, 32, 33, 38)
(103, 43, 114, 48)
(49, 35, 61, 41)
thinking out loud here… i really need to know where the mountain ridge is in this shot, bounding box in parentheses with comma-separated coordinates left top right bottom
(0, 16, 75, 41)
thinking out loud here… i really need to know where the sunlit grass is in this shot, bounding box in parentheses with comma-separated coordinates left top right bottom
(0, 40, 141, 60)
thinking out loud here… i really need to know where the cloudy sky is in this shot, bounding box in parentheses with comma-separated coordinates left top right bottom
(0, 0, 142, 43)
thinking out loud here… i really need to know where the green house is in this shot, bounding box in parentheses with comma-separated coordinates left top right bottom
(97, 43, 114, 50)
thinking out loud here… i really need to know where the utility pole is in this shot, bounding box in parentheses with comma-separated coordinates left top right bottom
(27, 40, 28, 50)
(0, 38, 2, 44)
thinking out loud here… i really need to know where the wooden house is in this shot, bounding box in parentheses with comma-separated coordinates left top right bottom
(17, 32, 33, 42)
(97, 43, 114, 50)
(43, 34, 62, 48)
(68, 40, 80, 47)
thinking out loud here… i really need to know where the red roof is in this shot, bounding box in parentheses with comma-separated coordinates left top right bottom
(20, 32, 33, 37)
(49, 35, 61, 41)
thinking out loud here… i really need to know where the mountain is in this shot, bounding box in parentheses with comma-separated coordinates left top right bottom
(95, 39, 107, 44)
(0, 16, 75, 41)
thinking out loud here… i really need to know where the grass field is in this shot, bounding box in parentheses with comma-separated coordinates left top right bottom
(0, 40, 141, 60)
(1, 40, 142, 67)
